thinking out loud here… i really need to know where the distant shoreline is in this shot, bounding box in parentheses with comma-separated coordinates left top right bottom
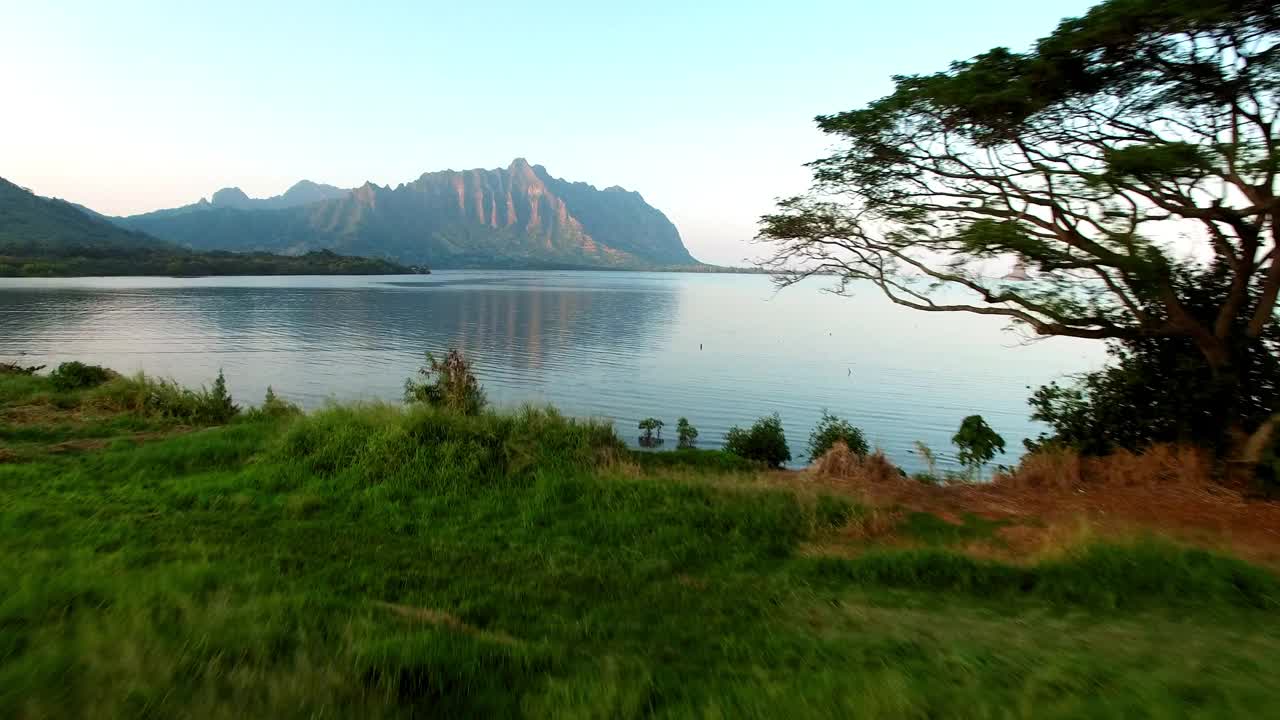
(0, 265, 771, 279)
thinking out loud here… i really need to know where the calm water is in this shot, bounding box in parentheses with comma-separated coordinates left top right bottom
(0, 271, 1103, 471)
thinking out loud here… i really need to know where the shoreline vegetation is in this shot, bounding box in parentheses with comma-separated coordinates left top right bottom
(0, 260, 768, 279)
(3, 359, 1279, 716)
(0, 248, 427, 278)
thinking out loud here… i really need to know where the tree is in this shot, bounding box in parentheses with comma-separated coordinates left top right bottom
(638, 417, 665, 447)
(202, 369, 240, 423)
(1029, 267, 1280, 454)
(676, 417, 699, 449)
(952, 415, 1006, 477)
(404, 349, 487, 415)
(758, 0, 1280, 458)
(807, 410, 869, 459)
(724, 413, 792, 468)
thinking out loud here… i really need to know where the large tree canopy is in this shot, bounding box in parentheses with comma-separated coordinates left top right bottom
(760, 0, 1279, 400)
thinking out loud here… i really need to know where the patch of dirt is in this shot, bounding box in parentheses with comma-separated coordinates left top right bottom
(676, 574, 708, 590)
(1, 428, 196, 463)
(374, 601, 520, 646)
(770, 464, 1280, 569)
(1, 403, 88, 425)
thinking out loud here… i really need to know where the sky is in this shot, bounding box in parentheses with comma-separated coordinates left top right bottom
(1, 0, 1098, 266)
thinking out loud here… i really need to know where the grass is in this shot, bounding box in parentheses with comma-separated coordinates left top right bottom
(2, 370, 1280, 717)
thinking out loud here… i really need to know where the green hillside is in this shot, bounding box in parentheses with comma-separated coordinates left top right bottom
(0, 178, 421, 277)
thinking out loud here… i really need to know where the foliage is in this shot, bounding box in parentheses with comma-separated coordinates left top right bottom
(1027, 269, 1280, 455)
(2, 364, 1280, 715)
(952, 415, 1005, 476)
(403, 349, 486, 415)
(638, 417, 665, 447)
(49, 361, 114, 391)
(758, 0, 1280, 441)
(814, 494, 856, 529)
(724, 413, 792, 468)
(910, 440, 944, 483)
(0, 176, 421, 277)
(676, 417, 699, 449)
(0, 361, 44, 376)
(0, 248, 418, 278)
(807, 540, 1280, 611)
(202, 370, 240, 423)
(82, 372, 242, 425)
(807, 410, 868, 460)
(913, 440, 938, 476)
(248, 386, 302, 420)
(626, 447, 761, 472)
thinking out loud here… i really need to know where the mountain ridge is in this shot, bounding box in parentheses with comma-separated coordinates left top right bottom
(115, 160, 698, 269)
(0, 177, 419, 277)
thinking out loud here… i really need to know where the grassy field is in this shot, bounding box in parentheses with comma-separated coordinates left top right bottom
(2, 369, 1279, 718)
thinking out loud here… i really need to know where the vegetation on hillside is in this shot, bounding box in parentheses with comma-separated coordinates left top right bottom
(0, 176, 423, 277)
(0, 248, 422, 278)
(2, 363, 1279, 716)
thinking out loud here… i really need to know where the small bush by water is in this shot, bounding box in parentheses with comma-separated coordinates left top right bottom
(808, 410, 868, 460)
(49, 361, 115, 391)
(725, 413, 791, 468)
(403, 349, 487, 415)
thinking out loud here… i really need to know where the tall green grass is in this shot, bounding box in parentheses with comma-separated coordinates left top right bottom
(3, 374, 1280, 716)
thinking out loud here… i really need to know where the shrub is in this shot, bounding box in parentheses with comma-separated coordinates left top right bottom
(87, 371, 241, 425)
(1025, 271, 1280, 456)
(676, 417, 698, 449)
(200, 370, 240, 424)
(404, 349, 486, 415)
(49, 361, 114, 391)
(249, 386, 302, 420)
(627, 447, 759, 472)
(952, 415, 1005, 478)
(812, 442, 902, 483)
(276, 403, 623, 488)
(996, 443, 1213, 492)
(815, 494, 855, 529)
(638, 417, 665, 447)
(0, 361, 44, 376)
(724, 413, 791, 469)
(807, 410, 868, 460)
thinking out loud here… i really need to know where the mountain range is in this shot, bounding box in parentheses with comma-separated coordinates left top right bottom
(0, 176, 164, 256)
(0, 177, 415, 277)
(114, 159, 699, 269)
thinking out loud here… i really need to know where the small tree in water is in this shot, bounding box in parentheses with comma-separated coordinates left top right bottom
(676, 417, 698, 449)
(404, 349, 487, 415)
(638, 418, 665, 447)
(952, 415, 1005, 479)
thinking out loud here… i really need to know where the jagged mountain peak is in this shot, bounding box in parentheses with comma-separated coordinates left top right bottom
(118, 161, 698, 269)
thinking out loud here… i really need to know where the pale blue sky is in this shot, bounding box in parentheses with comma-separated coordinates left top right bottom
(1, 0, 1096, 264)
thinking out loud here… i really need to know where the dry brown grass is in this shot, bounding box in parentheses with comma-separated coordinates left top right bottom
(996, 443, 1216, 491)
(784, 442, 1280, 569)
(373, 601, 520, 646)
(811, 441, 902, 485)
